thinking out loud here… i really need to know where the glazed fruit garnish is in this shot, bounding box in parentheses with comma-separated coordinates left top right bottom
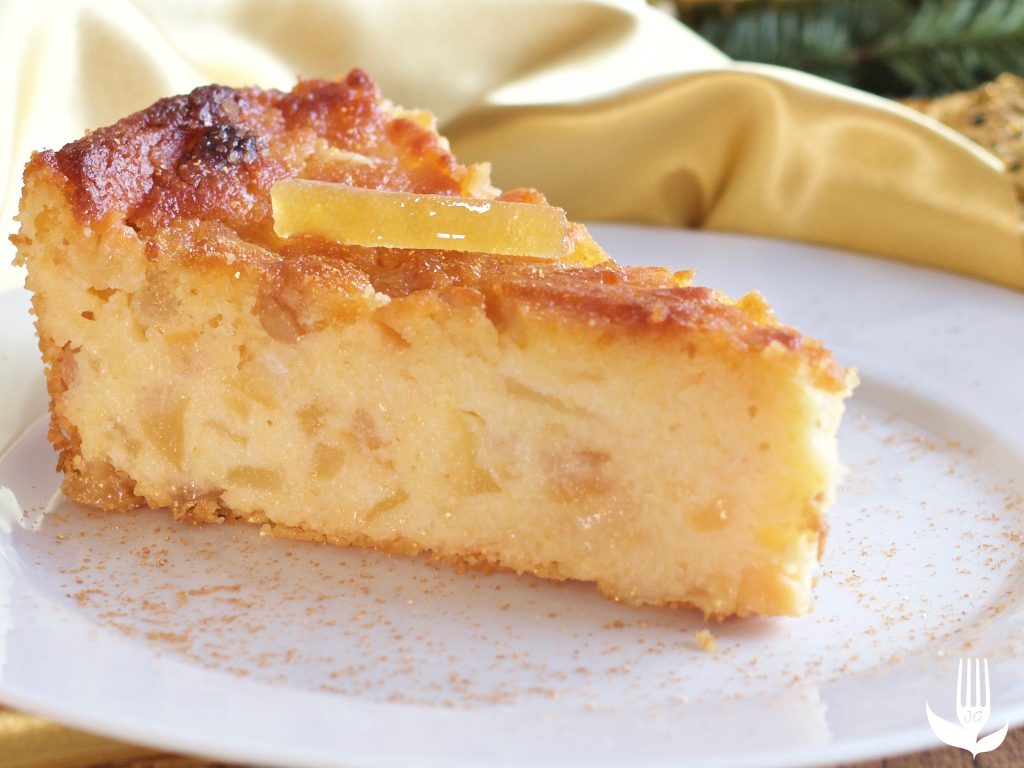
(272, 180, 570, 259)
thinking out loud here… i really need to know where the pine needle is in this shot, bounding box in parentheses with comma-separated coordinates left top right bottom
(676, 0, 1024, 96)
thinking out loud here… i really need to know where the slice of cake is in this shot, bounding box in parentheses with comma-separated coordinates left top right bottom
(12, 70, 855, 618)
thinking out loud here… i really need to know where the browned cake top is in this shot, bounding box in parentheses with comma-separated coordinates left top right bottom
(37, 70, 471, 242)
(27, 70, 848, 391)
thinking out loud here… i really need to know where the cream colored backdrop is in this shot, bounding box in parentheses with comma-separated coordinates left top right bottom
(2, 0, 1022, 293)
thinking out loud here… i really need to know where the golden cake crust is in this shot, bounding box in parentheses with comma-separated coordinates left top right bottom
(25, 71, 847, 394)
(37, 71, 466, 236)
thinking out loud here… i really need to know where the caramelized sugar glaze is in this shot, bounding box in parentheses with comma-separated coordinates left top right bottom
(29, 70, 847, 391)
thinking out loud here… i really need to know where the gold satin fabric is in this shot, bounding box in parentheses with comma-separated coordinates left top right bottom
(0, 0, 1022, 764)
(452, 65, 1024, 286)
(1, 0, 1022, 293)
(0, 709, 155, 767)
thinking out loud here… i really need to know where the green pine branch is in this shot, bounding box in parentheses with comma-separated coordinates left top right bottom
(874, 0, 1024, 93)
(677, 0, 1024, 96)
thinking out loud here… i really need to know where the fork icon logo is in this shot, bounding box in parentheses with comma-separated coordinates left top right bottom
(926, 658, 1009, 757)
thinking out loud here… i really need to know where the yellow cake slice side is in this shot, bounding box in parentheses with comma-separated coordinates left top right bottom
(12, 73, 855, 618)
(16, 163, 853, 617)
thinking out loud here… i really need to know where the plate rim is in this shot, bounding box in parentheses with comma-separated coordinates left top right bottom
(2, 223, 1023, 768)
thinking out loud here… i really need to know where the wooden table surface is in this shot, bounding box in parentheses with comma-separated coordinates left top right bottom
(3, 722, 1016, 768)
(840, 727, 1024, 768)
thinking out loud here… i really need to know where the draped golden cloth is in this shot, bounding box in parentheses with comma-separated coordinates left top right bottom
(2, 0, 1022, 293)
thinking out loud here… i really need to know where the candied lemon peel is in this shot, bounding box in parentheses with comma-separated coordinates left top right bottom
(272, 180, 607, 264)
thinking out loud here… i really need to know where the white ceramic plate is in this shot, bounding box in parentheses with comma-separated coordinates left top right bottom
(1, 224, 1023, 768)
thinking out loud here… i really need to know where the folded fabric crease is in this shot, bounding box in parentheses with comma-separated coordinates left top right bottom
(1, 0, 1021, 294)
